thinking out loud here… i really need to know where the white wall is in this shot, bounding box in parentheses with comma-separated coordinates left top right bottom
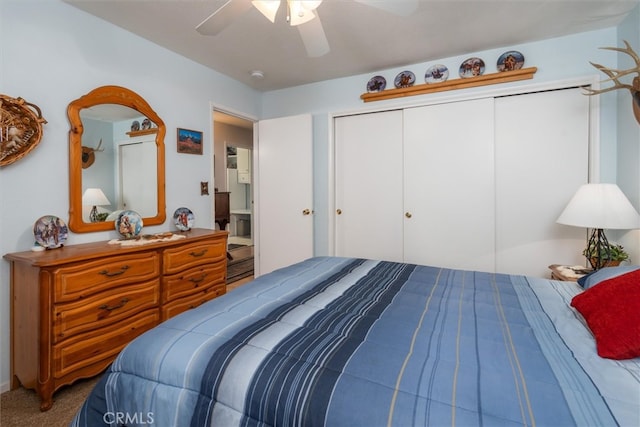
(0, 0, 261, 391)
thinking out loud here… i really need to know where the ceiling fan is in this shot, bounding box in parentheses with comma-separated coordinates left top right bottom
(196, 0, 418, 58)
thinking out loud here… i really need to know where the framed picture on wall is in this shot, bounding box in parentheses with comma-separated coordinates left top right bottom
(177, 128, 203, 155)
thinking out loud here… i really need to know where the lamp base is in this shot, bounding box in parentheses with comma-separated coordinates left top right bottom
(89, 206, 99, 223)
(586, 228, 612, 270)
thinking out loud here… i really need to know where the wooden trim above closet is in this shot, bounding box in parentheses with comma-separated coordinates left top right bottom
(360, 67, 537, 103)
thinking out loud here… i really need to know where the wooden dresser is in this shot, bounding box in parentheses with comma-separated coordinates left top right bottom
(4, 228, 227, 410)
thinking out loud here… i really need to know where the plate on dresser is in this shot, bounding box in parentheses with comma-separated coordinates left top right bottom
(33, 215, 68, 249)
(173, 207, 195, 231)
(115, 210, 143, 239)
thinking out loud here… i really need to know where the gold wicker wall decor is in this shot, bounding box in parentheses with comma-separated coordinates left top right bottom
(0, 94, 47, 167)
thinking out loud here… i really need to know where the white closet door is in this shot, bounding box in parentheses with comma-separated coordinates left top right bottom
(334, 110, 404, 262)
(495, 87, 589, 277)
(403, 98, 496, 271)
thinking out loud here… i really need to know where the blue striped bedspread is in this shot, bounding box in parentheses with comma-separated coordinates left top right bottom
(71, 257, 640, 426)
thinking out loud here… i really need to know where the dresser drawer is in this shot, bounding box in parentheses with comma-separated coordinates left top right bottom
(161, 284, 226, 320)
(162, 264, 225, 303)
(53, 309, 159, 379)
(162, 239, 226, 275)
(53, 252, 160, 302)
(53, 280, 159, 343)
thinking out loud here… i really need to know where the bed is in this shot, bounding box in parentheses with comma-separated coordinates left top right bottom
(71, 256, 640, 426)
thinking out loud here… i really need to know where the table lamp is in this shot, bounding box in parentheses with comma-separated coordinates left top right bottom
(557, 183, 640, 270)
(82, 188, 111, 223)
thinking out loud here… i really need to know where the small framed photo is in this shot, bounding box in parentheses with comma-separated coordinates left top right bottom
(177, 128, 203, 155)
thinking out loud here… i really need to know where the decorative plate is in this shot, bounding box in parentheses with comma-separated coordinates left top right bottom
(173, 207, 195, 231)
(141, 118, 152, 130)
(131, 120, 140, 132)
(367, 75, 387, 93)
(33, 215, 68, 249)
(425, 64, 449, 84)
(394, 71, 416, 88)
(497, 50, 525, 72)
(115, 210, 143, 239)
(459, 57, 485, 78)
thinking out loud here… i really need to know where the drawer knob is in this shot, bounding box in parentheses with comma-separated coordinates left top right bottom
(190, 249, 208, 258)
(99, 265, 130, 277)
(99, 298, 130, 312)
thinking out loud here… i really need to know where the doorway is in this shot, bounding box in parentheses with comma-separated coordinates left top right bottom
(213, 110, 254, 248)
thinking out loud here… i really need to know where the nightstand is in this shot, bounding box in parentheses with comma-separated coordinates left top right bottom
(548, 264, 592, 282)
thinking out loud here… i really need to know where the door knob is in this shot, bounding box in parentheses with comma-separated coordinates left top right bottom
(405, 212, 412, 218)
(302, 209, 311, 215)
(336, 209, 342, 215)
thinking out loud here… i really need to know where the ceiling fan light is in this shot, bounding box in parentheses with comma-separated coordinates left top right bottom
(288, 1, 316, 26)
(252, 0, 281, 23)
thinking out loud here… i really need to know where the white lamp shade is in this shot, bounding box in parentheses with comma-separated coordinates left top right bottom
(82, 188, 111, 206)
(557, 183, 640, 229)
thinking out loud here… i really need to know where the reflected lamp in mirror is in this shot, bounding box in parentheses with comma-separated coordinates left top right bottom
(557, 183, 640, 270)
(83, 188, 111, 223)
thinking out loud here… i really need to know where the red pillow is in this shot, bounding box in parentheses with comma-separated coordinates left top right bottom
(571, 268, 640, 360)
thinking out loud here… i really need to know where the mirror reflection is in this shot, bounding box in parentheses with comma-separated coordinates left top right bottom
(80, 105, 158, 221)
(68, 85, 166, 233)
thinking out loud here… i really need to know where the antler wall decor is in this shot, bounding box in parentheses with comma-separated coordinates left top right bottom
(584, 40, 640, 125)
(81, 138, 104, 169)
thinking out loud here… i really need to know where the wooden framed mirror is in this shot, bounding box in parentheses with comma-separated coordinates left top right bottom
(68, 85, 166, 232)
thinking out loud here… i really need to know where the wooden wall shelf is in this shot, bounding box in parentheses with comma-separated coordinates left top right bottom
(126, 128, 158, 137)
(360, 67, 538, 103)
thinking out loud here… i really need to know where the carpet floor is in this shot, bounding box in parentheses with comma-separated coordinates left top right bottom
(0, 376, 99, 426)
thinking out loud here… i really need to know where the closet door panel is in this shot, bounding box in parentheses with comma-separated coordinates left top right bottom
(334, 111, 404, 261)
(495, 88, 589, 277)
(403, 98, 495, 271)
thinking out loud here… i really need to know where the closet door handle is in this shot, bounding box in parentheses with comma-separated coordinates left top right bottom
(302, 209, 312, 215)
(405, 212, 412, 218)
(336, 209, 342, 215)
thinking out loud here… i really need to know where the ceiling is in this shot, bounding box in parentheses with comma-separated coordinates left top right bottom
(64, 0, 638, 92)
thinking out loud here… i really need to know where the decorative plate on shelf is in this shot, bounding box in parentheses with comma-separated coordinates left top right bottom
(497, 50, 525, 72)
(425, 64, 449, 84)
(130, 120, 140, 132)
(459, 57, 485, 78)
(141, 118, 152, 130)
(394, 71, 416, 88)
(173, 207, 195, 231)
(366, 75, 387, 93)
(33, 215, 68, 249)
(115, 210, 143, 239)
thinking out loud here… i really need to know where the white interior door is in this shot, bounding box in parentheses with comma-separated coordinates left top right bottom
(334, 110, 404, 262)
(495, 87, 590, 277)
(255, 114, 314, 276)
(119, 140, 157, 217)
(403, 98, 496, 271)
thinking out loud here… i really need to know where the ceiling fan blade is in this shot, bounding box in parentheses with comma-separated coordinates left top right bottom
(196, 0, 252, 36)
(297, 12, 330, 57)
(353, 0, 418, 16)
